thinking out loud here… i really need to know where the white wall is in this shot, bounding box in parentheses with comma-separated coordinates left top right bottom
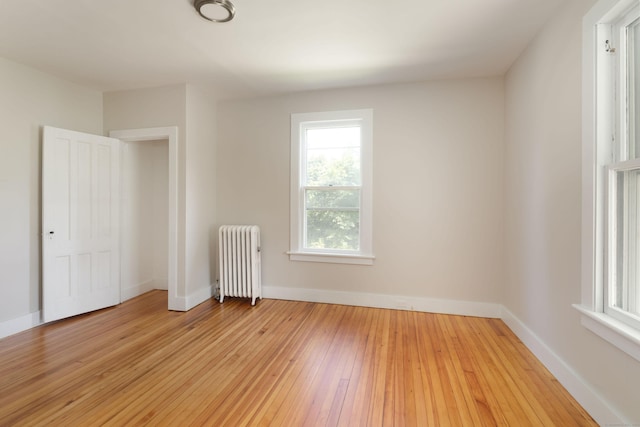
(0, 57, 103, 333)
(104, 85, 188, 301)
(121, 140, 169, 300)
(151, 141, 169, 288)
(217, 78, 505, 312)
(504, 0, 640, 423)
(184, 85, 217, 303)
(104, 84, 217, 309)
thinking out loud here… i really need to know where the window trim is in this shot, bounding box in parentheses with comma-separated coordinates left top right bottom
(577, 0, 640, 362)
(289, 109, 374, 265)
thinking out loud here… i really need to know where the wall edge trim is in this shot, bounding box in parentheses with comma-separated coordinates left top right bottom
(0, 311, 42, 340)
(262, 285, 501, 318)
(182, 285, 215, 311)
(500, 306, 626, 426)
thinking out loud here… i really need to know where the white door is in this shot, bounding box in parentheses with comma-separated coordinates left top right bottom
(42, 126, 121, 323)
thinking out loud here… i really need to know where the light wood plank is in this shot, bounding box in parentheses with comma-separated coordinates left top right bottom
(0, 291, 597, 426)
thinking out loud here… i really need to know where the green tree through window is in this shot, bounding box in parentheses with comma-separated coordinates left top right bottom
(304, 128, 361, 250)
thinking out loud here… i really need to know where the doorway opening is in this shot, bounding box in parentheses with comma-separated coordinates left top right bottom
(110, 127, 179, 311)
(121, 139, 168, 301)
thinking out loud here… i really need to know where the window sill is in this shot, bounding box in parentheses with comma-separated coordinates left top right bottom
(573, 304, 640, 362)
(288, 251, 375, 265)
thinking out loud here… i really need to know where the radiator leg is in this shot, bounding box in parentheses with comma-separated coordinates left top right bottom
(220, 294, 225, 303)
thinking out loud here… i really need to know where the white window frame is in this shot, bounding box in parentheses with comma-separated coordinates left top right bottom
(577, 0, 640, 362)
(289, 109, 374, 265)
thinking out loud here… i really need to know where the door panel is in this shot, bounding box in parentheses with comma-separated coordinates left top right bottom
(42, 126, 121, 323)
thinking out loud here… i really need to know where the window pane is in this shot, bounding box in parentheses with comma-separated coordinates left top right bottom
(305, 210, 360, 251)
(305, 127, 361, 186)
(306, 189, 360, 209)
(613, 169, 640, 317)
(631, 18, 640, 158)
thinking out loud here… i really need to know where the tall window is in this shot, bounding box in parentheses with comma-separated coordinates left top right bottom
(604, 3, 640, 330)
(290, 109, 373, 265)
(579, 0, 640, 362)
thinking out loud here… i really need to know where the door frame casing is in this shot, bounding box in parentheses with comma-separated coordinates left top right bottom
(109, 127, 180, 311)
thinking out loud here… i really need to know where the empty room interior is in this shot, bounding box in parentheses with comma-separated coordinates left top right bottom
(1, 0, 640, 425)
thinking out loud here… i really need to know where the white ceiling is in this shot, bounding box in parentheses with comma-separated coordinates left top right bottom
(0, 0, 565, 99)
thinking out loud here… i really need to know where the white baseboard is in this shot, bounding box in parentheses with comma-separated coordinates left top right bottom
(183, 285, 215, 311)
(0, 311, 42, 340)
(152, 278, 168, 291)
(262, 285, 502, 318)
(500, 307, 625, 426)
(2, 284, 213, 336)
(122, 278, 169, 302)
(168, 295, 186, 311)
(121, 279, 155, 302)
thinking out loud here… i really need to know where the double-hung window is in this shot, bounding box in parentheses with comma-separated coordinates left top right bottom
(289, 109, 373, 265)
(606, 3, 640, 329)
(578, 0, 640, 361)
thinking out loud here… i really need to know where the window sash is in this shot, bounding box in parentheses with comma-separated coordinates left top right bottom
(617, 6, 640, 161)
(606, 160, 640, 330)
(302, 186, 361, 252)
(626, 16, 639, 159)
(299, 119, 363, 254)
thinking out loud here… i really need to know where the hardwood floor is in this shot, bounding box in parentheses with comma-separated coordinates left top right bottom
(0, 291, 595, 426)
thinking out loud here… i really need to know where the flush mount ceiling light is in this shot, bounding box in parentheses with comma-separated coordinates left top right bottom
(195, 0, 236, 23)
